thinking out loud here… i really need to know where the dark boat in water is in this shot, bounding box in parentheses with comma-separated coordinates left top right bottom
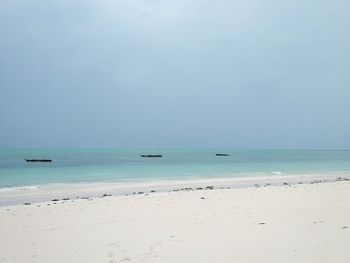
(141, 154, 162, 158)
(25, 159, 52, 162)
(216, 153, 230, 156)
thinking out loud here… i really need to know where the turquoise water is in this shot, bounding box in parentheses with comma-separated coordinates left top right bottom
(0, 148, 350, 188)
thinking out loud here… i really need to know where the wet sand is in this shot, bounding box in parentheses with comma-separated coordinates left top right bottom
(0, 173, 348, 206)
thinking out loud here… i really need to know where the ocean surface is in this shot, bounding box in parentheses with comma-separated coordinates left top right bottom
(0, 148, 350, 189)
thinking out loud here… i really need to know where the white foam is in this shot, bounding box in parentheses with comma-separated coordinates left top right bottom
(271, 171, 282, 175)
(0, 185, 40, 193)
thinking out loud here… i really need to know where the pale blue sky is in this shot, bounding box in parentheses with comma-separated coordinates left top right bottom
(0, 0, 349, 148)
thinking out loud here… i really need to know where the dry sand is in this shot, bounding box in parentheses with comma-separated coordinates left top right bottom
(1, 181, 350, 262)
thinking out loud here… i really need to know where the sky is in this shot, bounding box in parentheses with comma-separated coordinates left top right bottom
(0, 0, 349, 148)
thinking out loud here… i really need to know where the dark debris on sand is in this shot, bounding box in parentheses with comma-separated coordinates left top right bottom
(336, 177, 349, 182)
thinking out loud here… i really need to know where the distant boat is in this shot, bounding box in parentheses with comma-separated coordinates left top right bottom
(25, 159, 52, 162)
(216, 153, 230, 156)
(141, 154, 162, 158)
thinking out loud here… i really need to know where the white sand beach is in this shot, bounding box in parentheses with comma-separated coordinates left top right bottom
(1, 180, 350, 263)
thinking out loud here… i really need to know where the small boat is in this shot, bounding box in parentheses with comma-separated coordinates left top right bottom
(141, 154, 162, 158)
(25, 159, 52, 162)
(216, 153, 230, 156)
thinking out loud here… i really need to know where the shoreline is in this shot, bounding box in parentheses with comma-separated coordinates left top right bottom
(1, 173, 349, 206)
(1, 180, 350, 262)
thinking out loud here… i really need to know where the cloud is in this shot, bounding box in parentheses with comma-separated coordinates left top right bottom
(0, 0, 349, 148)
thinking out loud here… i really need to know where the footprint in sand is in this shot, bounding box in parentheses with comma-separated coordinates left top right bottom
(107, 244, 119, 263)
(108, 251, 117, 263)
(107, 243, 131, 262)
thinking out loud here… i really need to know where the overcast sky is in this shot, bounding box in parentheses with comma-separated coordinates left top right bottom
(0, 0, 349, 148)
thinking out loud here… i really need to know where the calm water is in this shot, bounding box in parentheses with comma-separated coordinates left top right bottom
(0, 148, 350, 188)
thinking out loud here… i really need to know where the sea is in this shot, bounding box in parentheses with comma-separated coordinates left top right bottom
(0, 148, 350, 189)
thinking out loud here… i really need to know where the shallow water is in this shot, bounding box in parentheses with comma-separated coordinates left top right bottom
(0, 148, 350, 188)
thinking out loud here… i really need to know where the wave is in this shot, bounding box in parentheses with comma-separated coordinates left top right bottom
(0, 185, 40, 193)
(271, 171, 282, 175)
